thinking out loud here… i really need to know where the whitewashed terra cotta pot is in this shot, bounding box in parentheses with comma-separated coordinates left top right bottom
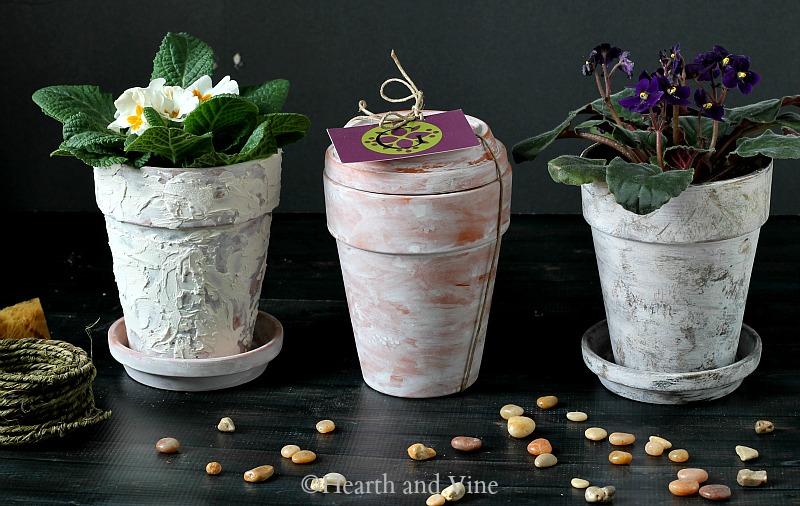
(94, 155, 282, 361)
(580, 158, 772, 403)
(324, 112, 512, 398)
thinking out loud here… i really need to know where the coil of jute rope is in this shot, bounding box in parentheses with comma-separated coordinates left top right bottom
(0, 338, 111, 446)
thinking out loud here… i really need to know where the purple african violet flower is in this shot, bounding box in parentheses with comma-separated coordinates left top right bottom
(582, 43, 624, 76)
(618, 51, 635, 78)
(619, 76, 664, 113)
(659, 44, 683, 78)
(686, 45, 729, 81)
(694, 88, 724, 121)
(722, 56, 760, 94)
(654, 75, 691, 107)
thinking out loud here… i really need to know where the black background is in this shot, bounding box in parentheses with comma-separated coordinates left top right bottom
(4, 0, 799, 214)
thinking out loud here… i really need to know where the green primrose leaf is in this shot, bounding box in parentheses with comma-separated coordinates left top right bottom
(142, 107, 166, 128)
(261, 112, 311, 148)
(183, 95, 259, 137)
(125, 126, 214, 165)
(151, 32, 214, 87)
(237, 121, 278, 163)
(240, 79, 290, 114)
(731, 129, 800, 159)
(546, 155, 608, 185)
(606, 158, 694, 215)
(32, 85, 115, 127)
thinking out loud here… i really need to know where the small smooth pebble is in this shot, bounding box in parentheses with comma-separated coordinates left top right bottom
(217, 417, 235, 432)
(323, 472, 347, 488)
(669, 478, 700, 496)
(755, 420, 774, 434)
(316, 419, 335, 433)
(584, 485, 615, 503)
(243, 465, 274, 483)
(567, 411, 588, 422)
(608, 432, 636, 445)
(735, 445, 759, 461)
(678, 468, 709, 483)
(699, 484, 732, 500)
(407, 443, 436, 460)
(585, 427, 608, 441)
(737, 468, 767, 487)
(536, 395, 558, 409)
(527, 438, 553, 456)
(507, 415, 536, 438)
(608, 450, 632, 465)
(571, 478, 591, 489)
(281, 444, 301, 458)
(291, 450, 317, 464)
(426, 494, 446, 506)
(281, 445, 300, 459)
(668, 449, 689, 463)
(645, 440, 664, 456)
(156, 437, 180, 454)
(205, 461, 222, 475)
(441, 482, 466, 501)
(500, 404, 524, 420)
(451, 436, 482, 452)
(534, 453, 558, 468)
(649, 435, 672, 449)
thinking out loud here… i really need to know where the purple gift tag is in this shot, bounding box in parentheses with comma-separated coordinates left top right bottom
(327, 109, 480, 164)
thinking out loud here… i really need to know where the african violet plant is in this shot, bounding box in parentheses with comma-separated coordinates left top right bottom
(32, 32, 310, 169)
(512, 43, 800, 215)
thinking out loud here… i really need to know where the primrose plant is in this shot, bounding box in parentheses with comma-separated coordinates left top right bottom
(512, 43, 800, 215)
(32, 32, 310, 169)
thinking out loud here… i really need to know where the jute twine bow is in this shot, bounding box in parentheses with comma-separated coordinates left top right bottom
(353, 50, 425, 130)
(0, 338, 111, 446)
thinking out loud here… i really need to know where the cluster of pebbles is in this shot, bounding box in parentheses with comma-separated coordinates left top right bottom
(150, 402, 775, 503)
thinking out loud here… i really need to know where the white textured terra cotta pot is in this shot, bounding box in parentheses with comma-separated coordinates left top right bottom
(324, 112, 512, 398)
(580, 158, 772, 403)
(93, 154, 282, 360)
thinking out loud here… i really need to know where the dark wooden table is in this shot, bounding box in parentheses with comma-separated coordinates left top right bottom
(1, 212, 798, 505)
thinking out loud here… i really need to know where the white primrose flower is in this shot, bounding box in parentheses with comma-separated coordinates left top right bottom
(185, 75, 239, 103)
(107, 84, 151, 134)
(147, 79, 198, 123)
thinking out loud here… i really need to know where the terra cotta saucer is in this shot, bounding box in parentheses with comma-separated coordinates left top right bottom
(108, 311, 283, 391)
(581, 320, 761, 404)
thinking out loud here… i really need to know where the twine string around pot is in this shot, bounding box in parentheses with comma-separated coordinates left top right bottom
(352, 49, 425, 130)
(461, 134, 506, 392)
(0, 338, 112, 446)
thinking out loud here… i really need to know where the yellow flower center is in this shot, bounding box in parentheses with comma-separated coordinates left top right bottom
(639, 92, 648, 99)
(722, 57, 730, 66)
(164, 108, 181, 119)
(668, 86, 677, 94)
(737, 71, 747, 79)
(193, 89, 212, 102)
(127, 105, 144, 131)
(703, 102, 713, 110)
(670, 53, 676, 58)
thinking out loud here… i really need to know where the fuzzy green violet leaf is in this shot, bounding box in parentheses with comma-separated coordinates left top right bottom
(546, 155, 608, 185)
(512, 112, 581, 163)
(32, 85, 115, 128)
(125, 126, 214, 165)
(731, 129, 800, 159)
(606, 158, 694, 215)
(240, 79, 290, 114)
(724, 98, 783, 126)
(679, 116, 715, 148)
(151, 32, 214, 88)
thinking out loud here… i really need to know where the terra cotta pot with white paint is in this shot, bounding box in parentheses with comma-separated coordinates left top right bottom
(580, 157, 772, 403)
(324, 113, 512, 398)
(94, 154, 282, 360)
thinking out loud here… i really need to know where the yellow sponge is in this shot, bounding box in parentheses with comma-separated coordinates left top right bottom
(0, 298, 51, 340)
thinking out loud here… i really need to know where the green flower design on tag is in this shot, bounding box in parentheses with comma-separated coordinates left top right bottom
(361, 121, 442, 155)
